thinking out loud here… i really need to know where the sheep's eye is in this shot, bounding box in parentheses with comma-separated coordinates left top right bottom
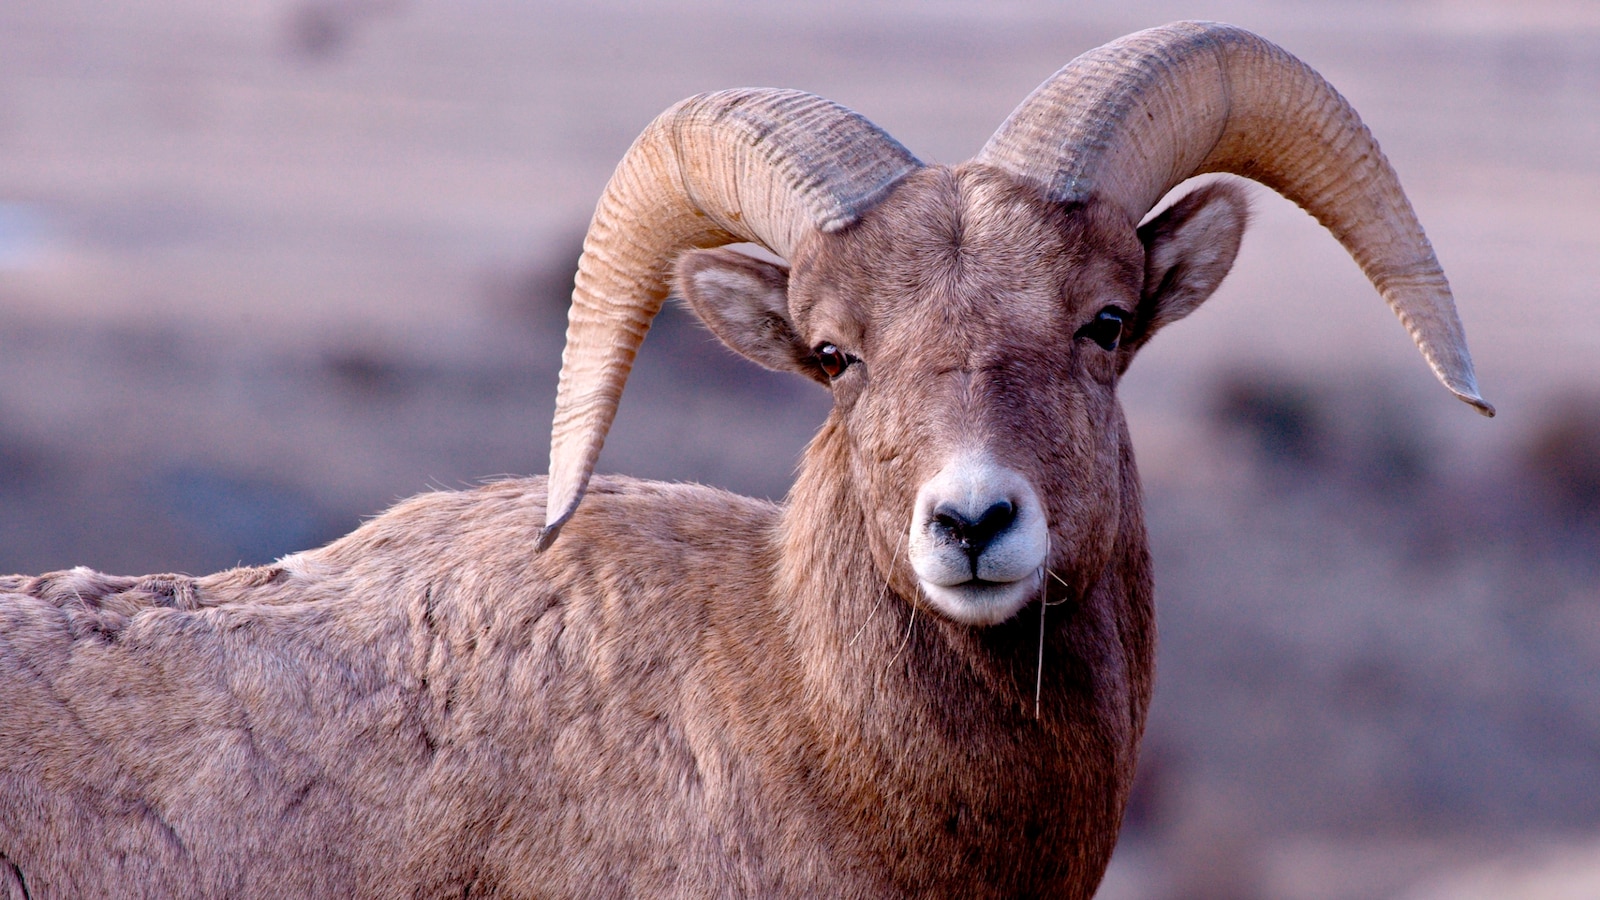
(1076, 307, 1128, 351)
(814, 343, 852, 379)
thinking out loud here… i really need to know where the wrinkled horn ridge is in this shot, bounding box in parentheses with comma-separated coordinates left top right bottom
(540, 89, 922, 549)
(977, 20, 1493, 417)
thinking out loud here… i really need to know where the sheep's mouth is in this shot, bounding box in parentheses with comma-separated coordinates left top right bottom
(918, 571, 1042, 626)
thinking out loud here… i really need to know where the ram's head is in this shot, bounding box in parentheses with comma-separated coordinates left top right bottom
(537, 21, 1490, 626)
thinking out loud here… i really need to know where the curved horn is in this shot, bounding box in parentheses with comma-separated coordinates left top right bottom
(976, 21, 1492, 416)
(539, 89, 921, 549)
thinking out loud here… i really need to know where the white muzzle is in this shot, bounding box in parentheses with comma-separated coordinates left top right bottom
(907, 451, 1048, 625)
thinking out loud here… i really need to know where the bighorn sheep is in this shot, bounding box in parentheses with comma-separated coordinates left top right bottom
(0, 22, 1489, 899)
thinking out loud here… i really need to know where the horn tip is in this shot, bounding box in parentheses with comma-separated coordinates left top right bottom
(1464, 394, 1496, 418)
(535, 519, 567, 553)
(1448, 383, 1495, 418)
(536, 494, 581, 552)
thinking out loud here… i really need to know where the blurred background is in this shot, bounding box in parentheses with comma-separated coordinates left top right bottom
(1, 0, 1597, 896)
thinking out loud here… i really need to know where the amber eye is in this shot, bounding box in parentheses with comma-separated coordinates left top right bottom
(1075, 307, 1128, 351)
(814, 343, 852, 379)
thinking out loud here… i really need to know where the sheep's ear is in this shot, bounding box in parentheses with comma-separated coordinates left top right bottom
(1127, 181, 1250, 354)
(674, 247, 820, 381)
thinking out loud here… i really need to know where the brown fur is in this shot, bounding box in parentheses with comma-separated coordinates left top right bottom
(0, 167, 1247, 898)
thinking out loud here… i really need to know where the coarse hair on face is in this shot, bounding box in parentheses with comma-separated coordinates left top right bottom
(678, 169, 1251, 626)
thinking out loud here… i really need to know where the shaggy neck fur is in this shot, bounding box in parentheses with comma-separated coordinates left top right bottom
(754, 417, 1156, 897)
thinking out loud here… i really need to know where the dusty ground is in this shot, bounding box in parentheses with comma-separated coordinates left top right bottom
(1, 1, 1598, 896)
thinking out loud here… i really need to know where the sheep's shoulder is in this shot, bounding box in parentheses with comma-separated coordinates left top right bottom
(273, 476, 792, 895)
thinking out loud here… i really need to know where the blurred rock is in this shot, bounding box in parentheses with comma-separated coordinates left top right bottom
(1211, 371, 1324, 469)
(148, 464, 337, 567)
(283, 0, 406, 63)
(1522, 392, 1600, 525)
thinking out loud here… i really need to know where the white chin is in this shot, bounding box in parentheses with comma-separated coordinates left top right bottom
(919, 575, 1038, 626)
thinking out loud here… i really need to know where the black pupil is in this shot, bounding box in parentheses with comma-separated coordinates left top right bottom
(1080, 309, 1126, 350)
(817, 344, 847, 378)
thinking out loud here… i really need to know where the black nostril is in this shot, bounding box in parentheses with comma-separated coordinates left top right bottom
(969, 500, 1016, 546)
(930, 499, 1017, 561)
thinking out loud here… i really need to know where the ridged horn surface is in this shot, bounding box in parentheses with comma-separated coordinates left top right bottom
(540, 89, 921, 549)
(977, 21, 1492, 416)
